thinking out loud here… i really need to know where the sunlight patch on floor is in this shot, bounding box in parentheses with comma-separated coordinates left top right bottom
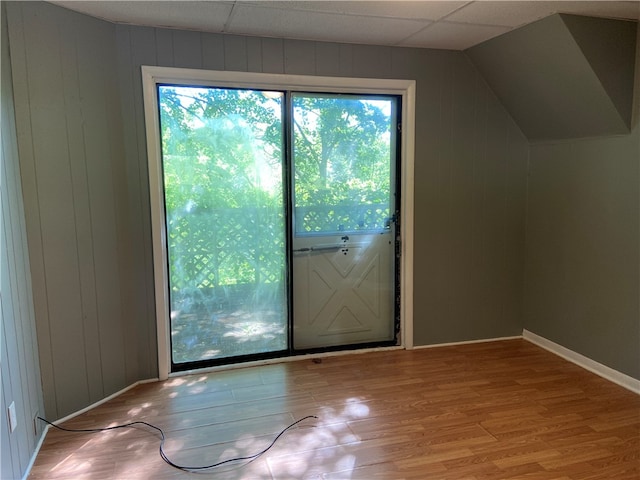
(42, 370, 378, 478)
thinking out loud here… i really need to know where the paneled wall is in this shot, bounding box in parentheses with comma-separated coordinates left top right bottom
(1, 4, 45, 479)
(523, 23, 640, 379)
(116, 25, 529, 346)
(6, 1, 154, 420)
(6, 1, 528, 421)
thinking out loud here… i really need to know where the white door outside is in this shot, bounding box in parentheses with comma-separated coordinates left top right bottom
(292, 232, 395, 349)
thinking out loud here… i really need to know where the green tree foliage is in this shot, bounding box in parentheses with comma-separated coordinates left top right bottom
(293, 94, 392, 208)
(160, 87, 283, 212)
(292, 94, 393, 233)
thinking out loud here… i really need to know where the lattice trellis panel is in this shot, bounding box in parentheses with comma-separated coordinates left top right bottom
(295, 203, 390, 233)
(167, 207, 285, 294)
(167, 204, 390, 300)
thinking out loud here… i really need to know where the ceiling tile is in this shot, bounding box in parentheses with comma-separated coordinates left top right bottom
(228, 4, 430, 45)
(48, 0, 640, 51)
(238, 1, 469, 21)
(51, 1, 234, 30)
(398, 21, 511, 50)
(445, 1, 565, 27)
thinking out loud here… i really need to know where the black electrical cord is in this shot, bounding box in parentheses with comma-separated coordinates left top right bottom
(38, 414, 318, 472)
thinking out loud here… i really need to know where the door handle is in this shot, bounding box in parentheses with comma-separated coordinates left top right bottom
(293, 244, 343, 253)
(312, 244, 343, 251)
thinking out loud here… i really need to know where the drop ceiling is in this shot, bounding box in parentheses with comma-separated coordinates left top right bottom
(50, 1, 640, 50)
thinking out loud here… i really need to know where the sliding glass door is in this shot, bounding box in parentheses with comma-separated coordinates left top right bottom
(155, 81, 400, 371)
(158, 86, 288, 368)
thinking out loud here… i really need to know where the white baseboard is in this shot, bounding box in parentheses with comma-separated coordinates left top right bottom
(411, 335, 523, 350)
(51, 377, 159, 426)
(523, 329, 640, 395)
(22, 377, 158, 480)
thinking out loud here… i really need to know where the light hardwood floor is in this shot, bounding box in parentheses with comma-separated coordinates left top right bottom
(29, 340, 639, 479)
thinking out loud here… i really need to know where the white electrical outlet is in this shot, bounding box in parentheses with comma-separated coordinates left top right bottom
(8, 401, 17, 433)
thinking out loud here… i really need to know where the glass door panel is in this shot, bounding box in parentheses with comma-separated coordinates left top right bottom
(291, 93, 398, 349)
(157, 86, 287, 367)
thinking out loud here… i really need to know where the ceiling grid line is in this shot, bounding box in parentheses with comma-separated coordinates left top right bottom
(49, 1, 640, 51)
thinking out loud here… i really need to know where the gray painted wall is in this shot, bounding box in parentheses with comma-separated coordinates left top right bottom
(1, 4, 45, 479)
(6, 1, 528, 422)
(561, 14, 637, 127)
(6, 1, 155, 421)
(523, 23, 640, 379)
(467, 14, 637, 141)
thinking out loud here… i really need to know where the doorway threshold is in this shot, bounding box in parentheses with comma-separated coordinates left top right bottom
(168, 344, 405, 378)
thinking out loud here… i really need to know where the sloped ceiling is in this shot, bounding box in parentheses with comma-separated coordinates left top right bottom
(466, 14, 638, 141)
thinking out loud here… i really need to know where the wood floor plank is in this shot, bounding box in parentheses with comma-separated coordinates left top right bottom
(29, 340, 640, 479)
